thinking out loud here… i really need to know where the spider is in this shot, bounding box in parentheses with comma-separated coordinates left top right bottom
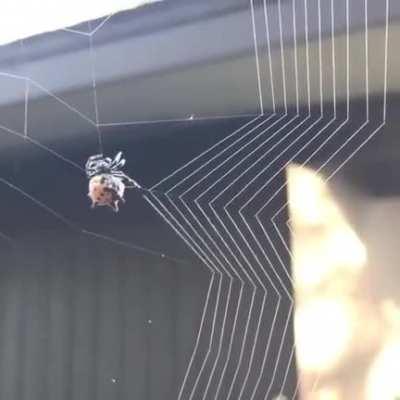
(85, 152, 141, 212)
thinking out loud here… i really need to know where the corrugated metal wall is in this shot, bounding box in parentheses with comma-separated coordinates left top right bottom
(0, 233, 207, 400)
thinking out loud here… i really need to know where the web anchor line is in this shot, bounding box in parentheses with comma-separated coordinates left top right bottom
(136, 186, 185, 200)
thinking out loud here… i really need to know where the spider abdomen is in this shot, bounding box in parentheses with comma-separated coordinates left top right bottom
(88, 174, 125, 212)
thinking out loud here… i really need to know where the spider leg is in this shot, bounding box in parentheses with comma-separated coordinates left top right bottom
(110, 158, 126, 171)
(114, 152, 123, 164)
(87, 154, 103, 161)
(110, 200, 119, 212)
(86, 155, 104, 168)
(121, 173, 141, 189)
(86, 155, 107, 175)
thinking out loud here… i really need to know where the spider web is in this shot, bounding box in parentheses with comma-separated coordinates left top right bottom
(0, 0, 392, 399)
